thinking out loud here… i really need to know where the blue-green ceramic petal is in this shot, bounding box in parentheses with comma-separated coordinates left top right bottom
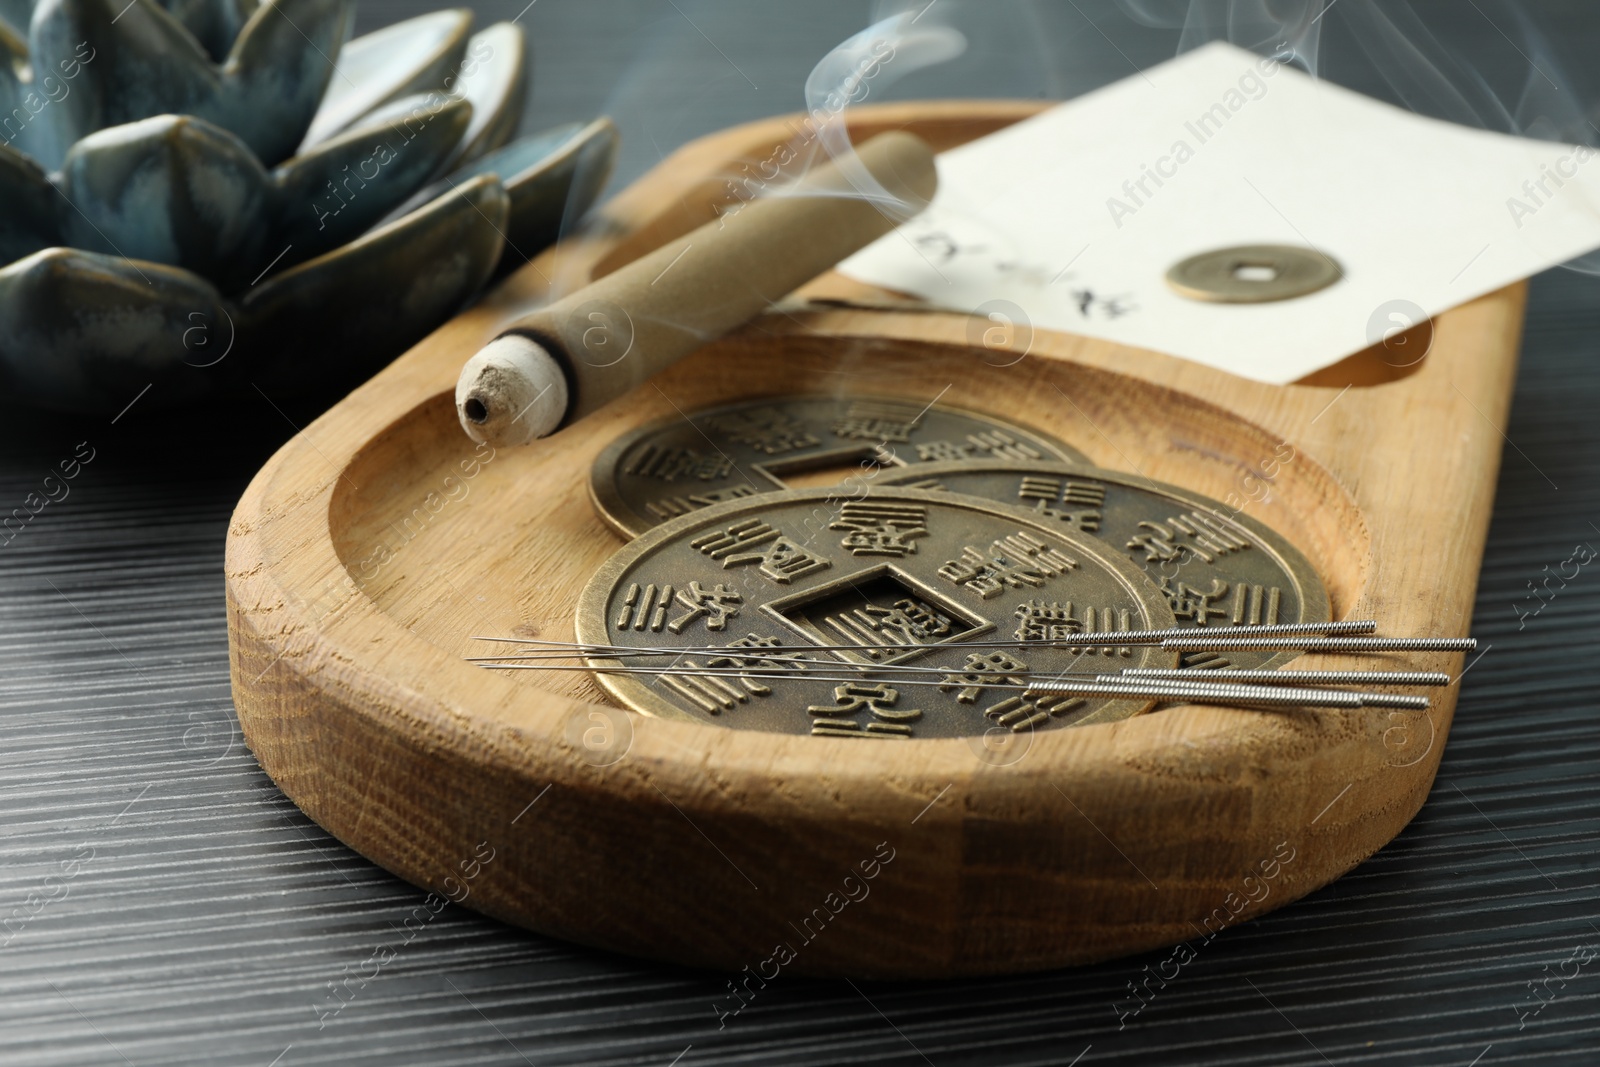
(271, 94, 470, 269)
(395, 117, 617, 273)
(155, 0, 258, 63)
(493, 117, 616, 271)
(29, 0, 347, 167)
(57, 114, 271, 291)
(0, 140, 59, 261)
(0, 0, 29, 36)
(240, 172, 507, 394)
(298, 8, 470, 150)
(333, 89, 437, 133)
(28, 0, 218, 169)
(381, 120, 570, 224)
(0, 18, 28, 143)
(204, 0, 352, 165)
(0, 12, 23, 66)
(0, 247, 226, 412)
(2, 17, 93, 167)
(436, 20, 524, 172)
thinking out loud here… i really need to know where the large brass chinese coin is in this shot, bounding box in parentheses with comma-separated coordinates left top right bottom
(589, 394, 1088, 538)
(576, 487, 1180, 737)
(872, 460, 1330, 671)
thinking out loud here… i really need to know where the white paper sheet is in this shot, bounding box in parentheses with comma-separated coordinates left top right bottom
(837, 42, 1600, 383)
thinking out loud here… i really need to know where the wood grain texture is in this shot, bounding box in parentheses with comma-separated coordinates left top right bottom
(225, 100, 1524, 978)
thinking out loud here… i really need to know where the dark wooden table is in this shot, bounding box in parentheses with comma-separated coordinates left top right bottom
(4, 2, 1599, 1063)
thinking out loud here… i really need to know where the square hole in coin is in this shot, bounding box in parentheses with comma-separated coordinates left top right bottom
(763, 566, 992, 664)
(758, 445, 905, 490)
(1231, 261, 1280, 282)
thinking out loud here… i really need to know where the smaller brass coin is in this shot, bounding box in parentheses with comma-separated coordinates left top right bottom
(872, 460, 1330, 672)
(576, 487, 1180, 738)
(588, 394, 1088, 538)
(1166, 244, 1341, 304)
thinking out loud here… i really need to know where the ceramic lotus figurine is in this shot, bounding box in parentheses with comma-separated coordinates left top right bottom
(0, 0, 617, 412)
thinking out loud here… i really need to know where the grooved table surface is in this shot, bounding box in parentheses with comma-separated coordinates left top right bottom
(4, 2, 1600, 1064)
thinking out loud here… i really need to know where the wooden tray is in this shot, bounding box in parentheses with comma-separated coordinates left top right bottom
(226, 101, 1524, 978)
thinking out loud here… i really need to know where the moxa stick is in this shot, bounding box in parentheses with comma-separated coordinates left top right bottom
(455, 130, 938, 446)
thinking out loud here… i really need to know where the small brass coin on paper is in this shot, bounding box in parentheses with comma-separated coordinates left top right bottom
(872, 460, 1330, 671)
(575, 487, 1179, 737)
(589, 394, 1087, 538)
(1166, 244, 1342, 303)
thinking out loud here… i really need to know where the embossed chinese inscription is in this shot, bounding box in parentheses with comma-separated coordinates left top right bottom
(692, 518, 833, 582)
(914, 429, 1048, 463)
(646, 485, 757, 521)
(808, 682, 922, 738)
(578, 487, 1180, 737)
(592, 395, 1085, 537)
(940, 650, 1030, 704)
(832, 399, 926, 443)
(1016, 474, 1107, 532)
(1126, 511, 1251, 566)
(624, 444, 732, 482)
(702, 406, 819, 455)
(770, 571, 980, 663)
(668, 581, 743, 633)
(657, 634, 813, 714)
(871, 460, 1329, 672)
(831, 501, 929, 558)
(937, 531, 1078, 599)
(1013, 599, 1135, 657)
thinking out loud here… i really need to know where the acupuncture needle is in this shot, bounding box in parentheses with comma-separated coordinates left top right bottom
(1024, 680, 1389, 710)
(470, 638, 1460, 680)
(1122, 669, 1452, 686)
(472, 646, 1121, 674)
(482, 661, 1427, 708)
(1028, 677, 1428, 709)
(470, 640, 1457, 699)
(469, 642, 1135, 671)
(473, 652, 1449, 697)
(480, 662, 1114, 690)
(472, 618, 1379, 649)
(476, 654, 1098, 679)
(1160, 636, 1475, 652)
(467, 619, 1381, 659)
(1080, 677, 1428, 709)
(473, 652, 1450, 699)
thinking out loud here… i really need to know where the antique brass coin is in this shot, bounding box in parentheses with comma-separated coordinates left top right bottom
(575, 487, 1180, 737)
(872, 460, 1330, 671)
(588, 394, 1088, 538)
(1166, 244, 1342, 303)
